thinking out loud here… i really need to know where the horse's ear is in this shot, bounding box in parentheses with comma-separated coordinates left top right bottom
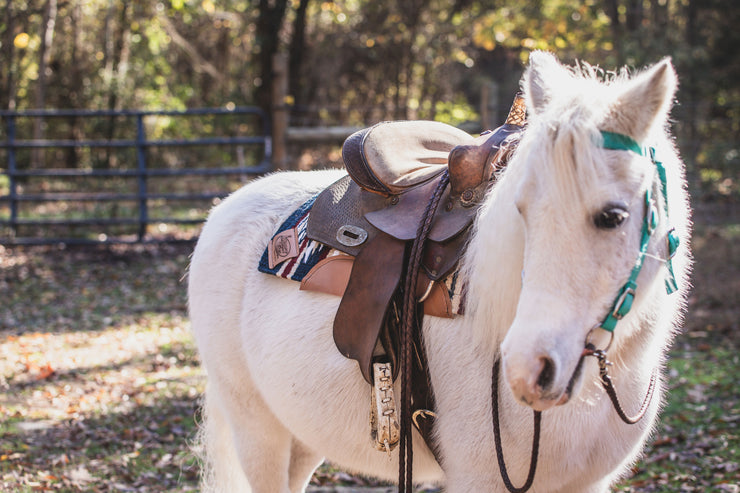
(523, 51, 564, 115)
(606, 58, 677, 143)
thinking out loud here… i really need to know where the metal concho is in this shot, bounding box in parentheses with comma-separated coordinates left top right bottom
(336, 224, 368, 247)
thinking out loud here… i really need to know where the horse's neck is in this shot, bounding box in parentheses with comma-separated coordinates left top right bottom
(460, 168, 526, 350)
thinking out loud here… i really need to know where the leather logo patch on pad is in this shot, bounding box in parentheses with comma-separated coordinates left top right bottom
(268, 227, 299, 269)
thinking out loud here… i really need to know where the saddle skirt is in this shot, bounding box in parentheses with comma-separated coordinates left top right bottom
(257, 192, 466, 316)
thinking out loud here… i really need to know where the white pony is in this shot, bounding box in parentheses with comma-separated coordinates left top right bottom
(188, 52, 691, 492)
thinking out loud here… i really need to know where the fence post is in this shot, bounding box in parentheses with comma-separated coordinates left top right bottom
(480, 81, 499, 131)
(6, 115, 18, 239)
(271, 52, 289, 171)
(135, 114, 148, 241)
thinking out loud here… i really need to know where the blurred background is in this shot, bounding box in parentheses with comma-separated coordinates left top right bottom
(2, 0, 738, 191)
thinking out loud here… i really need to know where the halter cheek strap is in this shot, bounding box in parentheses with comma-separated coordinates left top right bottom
(598, 131, 680, 333)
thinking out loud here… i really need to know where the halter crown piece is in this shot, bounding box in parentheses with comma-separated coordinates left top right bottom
(598, 131, 680, 333)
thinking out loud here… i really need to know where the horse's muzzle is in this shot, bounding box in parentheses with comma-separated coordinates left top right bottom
(502, 348, 586, 411)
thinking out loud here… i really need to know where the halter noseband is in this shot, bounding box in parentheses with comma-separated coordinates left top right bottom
(597, 131, 680, 334)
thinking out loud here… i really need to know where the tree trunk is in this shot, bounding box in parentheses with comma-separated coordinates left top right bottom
(625, 0, 642, 32)
(604, 0, 624, 65)
(652, 0, 669, 30)
(3, 1, 17, 110)
(255, 0, 289, 112)
(625, 0, 643, 52)
(35, 0, 58, 108)
(289, 0, 310, 108)
(32, 0, 58, 168)
(107, 2, 132, 113)
(65, 1, 83, 168)
(103, 2, 132, 168)
(684, 0, 699, 169)
(271, 52, 289, 170)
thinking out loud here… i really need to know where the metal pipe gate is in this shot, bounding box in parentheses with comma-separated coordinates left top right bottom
(0, 107, 271, 245)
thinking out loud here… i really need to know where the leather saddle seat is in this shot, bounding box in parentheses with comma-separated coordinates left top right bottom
(309, 120, 522, 252)
(342, 120, 474, 196)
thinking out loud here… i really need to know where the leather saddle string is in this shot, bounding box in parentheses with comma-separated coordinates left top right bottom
(491, 359, 541, 493)
(399, 171, 450, 493)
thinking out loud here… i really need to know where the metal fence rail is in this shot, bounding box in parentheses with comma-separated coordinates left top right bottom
(0, 107, 271, 245)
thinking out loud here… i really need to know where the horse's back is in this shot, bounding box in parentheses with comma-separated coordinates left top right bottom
(194, 169, 346, 256)
(188, 169, 345, 367)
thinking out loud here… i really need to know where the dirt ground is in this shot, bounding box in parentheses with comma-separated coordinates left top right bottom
(0, 198, 738, 492)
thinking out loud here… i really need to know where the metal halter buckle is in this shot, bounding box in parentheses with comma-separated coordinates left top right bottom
(611, 285, 636, 321)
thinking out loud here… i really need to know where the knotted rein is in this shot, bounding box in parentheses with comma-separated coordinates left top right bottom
(492, 130, 681, 493)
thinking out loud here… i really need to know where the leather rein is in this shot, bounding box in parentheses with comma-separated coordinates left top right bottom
(491, 131, 680, 492)
(398, 170, 451, 493)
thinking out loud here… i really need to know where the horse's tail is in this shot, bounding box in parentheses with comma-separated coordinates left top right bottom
(193, 385, 253, 493)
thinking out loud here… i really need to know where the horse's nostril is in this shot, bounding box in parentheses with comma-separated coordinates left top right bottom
(536, 356, 556, 391)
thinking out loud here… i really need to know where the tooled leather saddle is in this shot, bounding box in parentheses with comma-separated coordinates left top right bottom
(304, 95, 526, 386)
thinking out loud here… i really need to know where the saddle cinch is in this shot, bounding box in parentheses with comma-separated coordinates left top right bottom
(301, 95, 525, 387)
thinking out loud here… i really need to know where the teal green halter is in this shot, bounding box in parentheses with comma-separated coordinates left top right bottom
(598, 131, 680, 333)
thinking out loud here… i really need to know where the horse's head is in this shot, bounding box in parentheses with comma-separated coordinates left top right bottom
(500, 52, 682, 411)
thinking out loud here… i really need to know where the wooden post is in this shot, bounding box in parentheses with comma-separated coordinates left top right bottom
(271, 52, 289, 170)
(480, 80, 499, 131)
(480, 83, 490, 131)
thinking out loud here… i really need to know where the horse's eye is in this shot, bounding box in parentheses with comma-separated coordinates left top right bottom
(594, 206, 629, 229)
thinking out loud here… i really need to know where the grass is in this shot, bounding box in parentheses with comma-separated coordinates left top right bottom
(615, 344, 740, 492)
(0, 199, 738, 492)
(0, 245, 200, 491)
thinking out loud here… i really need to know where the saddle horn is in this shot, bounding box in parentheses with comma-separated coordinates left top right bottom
(447, 95, 526, 204)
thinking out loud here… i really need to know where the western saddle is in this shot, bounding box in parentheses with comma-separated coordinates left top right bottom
(290, 95, 526, 461)
(305, 95, 525, 382)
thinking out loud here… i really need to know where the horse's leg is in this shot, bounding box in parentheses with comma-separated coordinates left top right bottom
(199, 384, 252, 492)
(287, 438, 323, 493)
(207, 374, 296, 493)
